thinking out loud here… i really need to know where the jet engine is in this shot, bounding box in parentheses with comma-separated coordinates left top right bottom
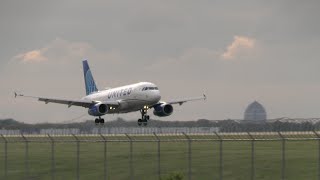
(88, 103, 108, 116)
(153, 103, 173, 117)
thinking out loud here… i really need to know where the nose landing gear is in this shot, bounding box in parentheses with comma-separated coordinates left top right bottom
(138, 107, 150, 126)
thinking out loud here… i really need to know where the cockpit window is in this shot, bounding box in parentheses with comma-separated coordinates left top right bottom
(142, 86, 158, 91)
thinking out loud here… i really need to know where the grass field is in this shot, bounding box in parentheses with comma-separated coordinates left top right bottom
(0, 134, 318, 180)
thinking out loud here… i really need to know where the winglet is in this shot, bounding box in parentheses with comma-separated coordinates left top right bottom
(14, 92, 24, 98)
(203, 94, 207, 100)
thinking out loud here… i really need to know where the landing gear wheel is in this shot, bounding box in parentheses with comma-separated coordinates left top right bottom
(100, 118, 105, 124)
(138, 119, 142, 126)
(95, 117, 104, 124)
(143, 120, 148, 126)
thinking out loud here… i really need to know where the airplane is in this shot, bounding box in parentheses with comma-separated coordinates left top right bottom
(15, 60, 206, 126)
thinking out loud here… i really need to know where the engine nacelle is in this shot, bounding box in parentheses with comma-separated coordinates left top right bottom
(88, 103, 108, 116)
(153, 103, 173, 117)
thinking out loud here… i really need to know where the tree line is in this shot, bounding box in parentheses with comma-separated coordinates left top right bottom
(0, 118, 320, 133)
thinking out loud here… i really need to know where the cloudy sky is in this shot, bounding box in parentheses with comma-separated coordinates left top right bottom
(1, 1, 320, 123)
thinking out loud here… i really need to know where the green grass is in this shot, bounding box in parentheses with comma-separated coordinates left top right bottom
(0, 136, 318, 180)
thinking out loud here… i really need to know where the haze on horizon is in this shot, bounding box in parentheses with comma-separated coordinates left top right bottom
(1, 1, 320, 123)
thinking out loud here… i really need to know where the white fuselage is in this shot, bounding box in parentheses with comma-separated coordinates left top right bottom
(82, 82, 161, 113)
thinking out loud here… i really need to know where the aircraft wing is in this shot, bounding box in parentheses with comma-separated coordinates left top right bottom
(14, 92, 119, 108)
(163, 94, 206, 106)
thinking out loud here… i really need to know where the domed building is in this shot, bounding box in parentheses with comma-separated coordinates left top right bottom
(244, 101, 267, 121)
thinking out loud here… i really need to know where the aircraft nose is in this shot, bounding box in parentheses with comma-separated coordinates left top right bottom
(154, 91, 161, 102)
(156, 93, 161, 101)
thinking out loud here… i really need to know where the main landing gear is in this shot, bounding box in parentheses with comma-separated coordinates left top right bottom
(95, 117, 105, 124)
(138, 107, 150, 126)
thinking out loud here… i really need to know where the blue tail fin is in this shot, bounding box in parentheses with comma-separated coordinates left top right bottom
(82, 60, 98, 95)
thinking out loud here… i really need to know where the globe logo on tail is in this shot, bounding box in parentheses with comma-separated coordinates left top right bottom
(85, 69, 97, 95)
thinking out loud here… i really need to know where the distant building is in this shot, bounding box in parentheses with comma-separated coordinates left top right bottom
(244, 101, 267, 121)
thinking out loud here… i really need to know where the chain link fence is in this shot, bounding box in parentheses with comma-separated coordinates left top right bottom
(0, 131, 320, 180)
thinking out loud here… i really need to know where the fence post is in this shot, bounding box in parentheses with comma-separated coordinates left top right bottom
(100, 134, 107, 180)
(153, 132, 161, 180)
(72, 134, 80, 180)
(21, 134, 29, 179)
(183, 132, 192, 180)
(48, 134, 55, 180)
(248, 132, 255, 180)
(215, 132, 223, 180)
(1, 135, 8, 179)
(278, 132, 285, 180)
(125, 134, 133, 180)
(314, 130, 320, 180)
